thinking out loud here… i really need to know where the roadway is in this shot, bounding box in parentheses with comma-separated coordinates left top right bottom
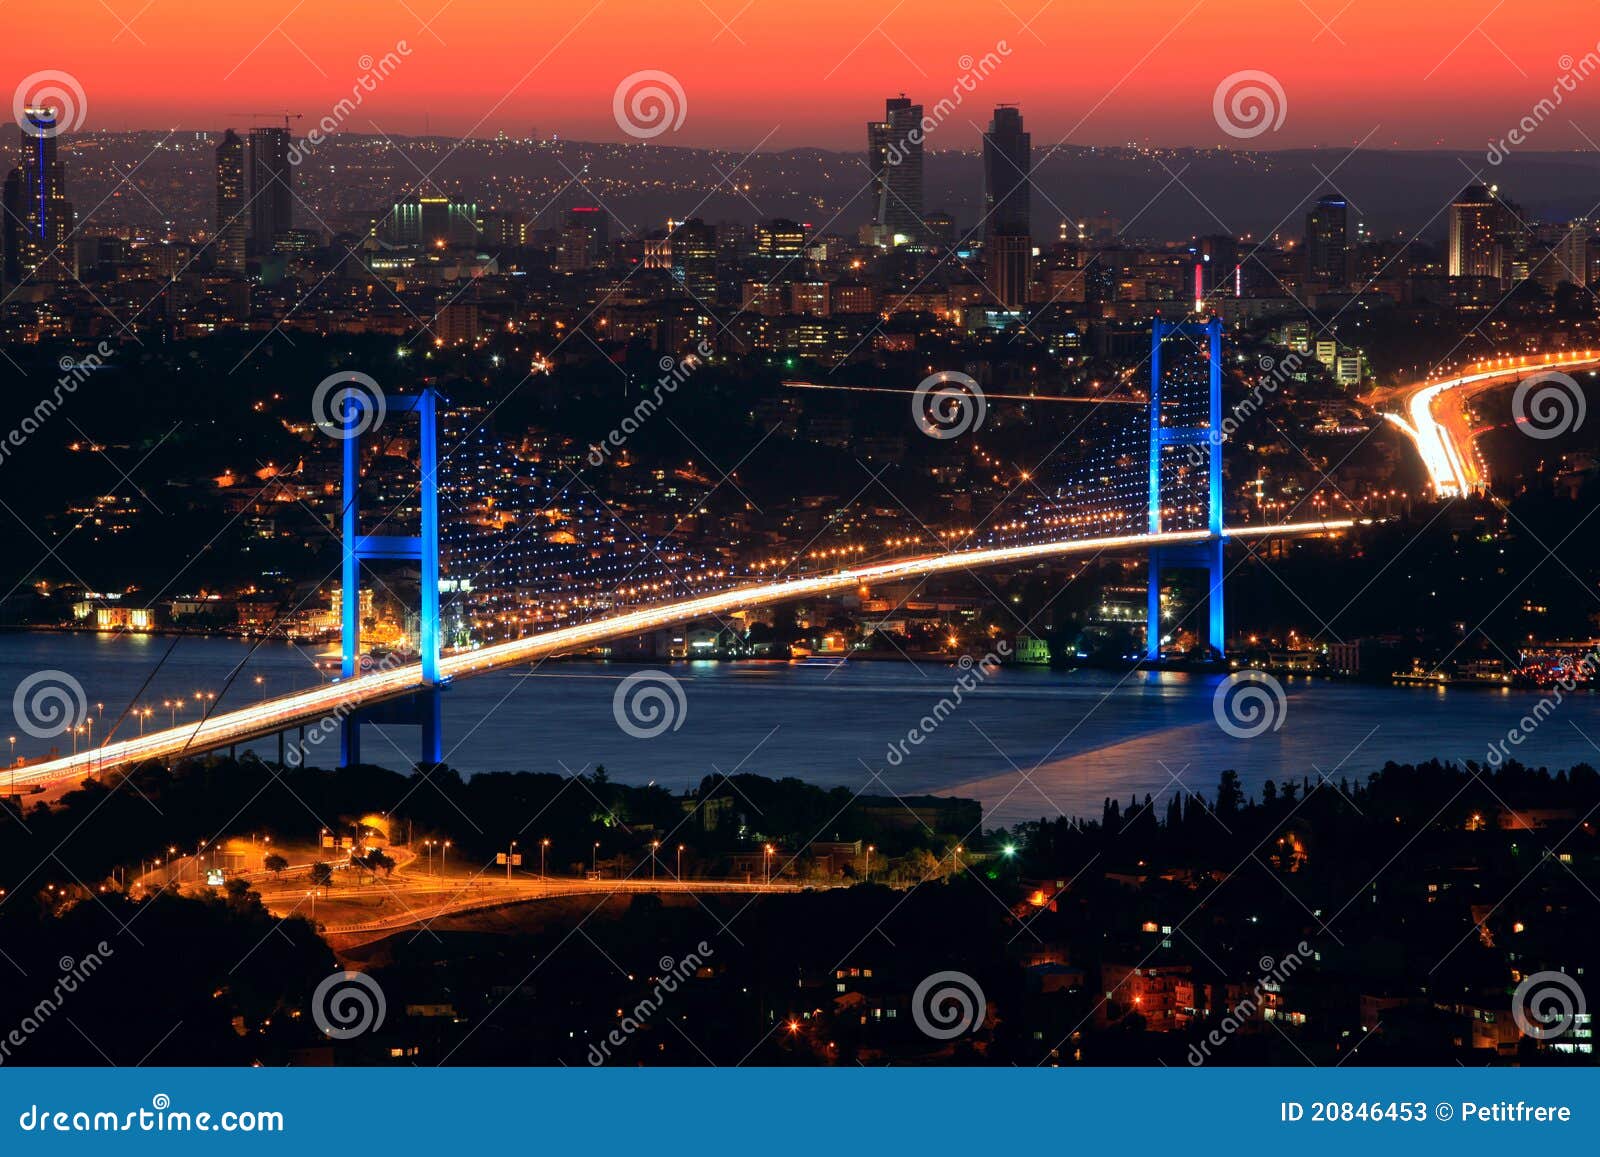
(1372, 351, 1600, 497)
(11, 519, 1356, 788)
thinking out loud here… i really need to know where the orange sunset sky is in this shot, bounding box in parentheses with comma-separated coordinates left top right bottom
(12, 1, 1600, 150)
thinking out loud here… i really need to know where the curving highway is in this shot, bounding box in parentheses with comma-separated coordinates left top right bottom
(1376, 351, 1600, 497)
(13, 519, 1356, 789)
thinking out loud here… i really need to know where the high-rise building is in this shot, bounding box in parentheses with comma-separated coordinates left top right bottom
(982, 105, 1032, 309)
(385, 195, 482, 249)
(1304, 193, 1349, 286)
(5, 107, 76, 283)
(670, 217, 718, 300)
(1194, 234, 1240, 303)
(982, 106, 1031, 237)
(1448, 184, 1501, 280)
(867, 96, 924, 245)
(214, 129, 247, 273)
(248, 127, 292, 254)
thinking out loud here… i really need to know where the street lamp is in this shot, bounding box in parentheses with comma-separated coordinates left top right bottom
(650, 840, 660, 882)
(442, 840, 451, 874)
(764, 843, 774, 886)
(677, 844, 685, 880)
(424, 838, 435, 875)
(540, 838, 550, 878)
(592, 841, 600, 878)
(506, 839, 518, 883)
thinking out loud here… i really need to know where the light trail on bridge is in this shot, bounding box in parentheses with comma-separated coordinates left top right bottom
(12, 519, 1357, 788)
(1380, 351, 1600, 497)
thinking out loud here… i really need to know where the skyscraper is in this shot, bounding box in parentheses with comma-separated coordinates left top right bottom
(6, 107, 76, 283)
(1448, 184, 1500, 280)
(248, 127, 292, 254)
(982, 105, 1032, 309)
(1303, 193, 1349, 286)
(867, 96, 924, 246)
(215, 130, 247, 273)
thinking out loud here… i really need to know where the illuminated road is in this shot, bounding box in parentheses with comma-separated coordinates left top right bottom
(13, 520, 1355, 788)
(1376, 351, 1600, 497)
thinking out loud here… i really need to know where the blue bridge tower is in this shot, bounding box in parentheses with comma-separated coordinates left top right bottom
(337, 385, 444, 768)
(1145, 318, 1225, 662)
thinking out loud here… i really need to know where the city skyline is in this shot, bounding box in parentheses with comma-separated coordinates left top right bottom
(21, 0, 1600, 149)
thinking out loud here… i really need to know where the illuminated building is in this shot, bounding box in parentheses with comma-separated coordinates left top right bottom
(214, 130, 247, 273)
(4, 107, 76, 283)
(248, 126, 293, 254)
(386, 196, 482, 249)
(867, 95, 924, 246)
(981, 104, 1034, 311)
(670, 218, 718, 301)
(1303, 193, 1349, 286)
(1448, 183, 1501, 280)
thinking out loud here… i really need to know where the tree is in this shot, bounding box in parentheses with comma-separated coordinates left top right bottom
(308, 862, 333, 889)
(263, 853, 288, 878)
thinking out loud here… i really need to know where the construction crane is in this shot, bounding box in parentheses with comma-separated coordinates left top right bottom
(227, 112, 304, 130)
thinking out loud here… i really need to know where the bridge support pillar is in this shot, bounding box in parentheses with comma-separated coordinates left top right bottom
(334, 383, 444, 770)
(1146, 317, 1226, 662)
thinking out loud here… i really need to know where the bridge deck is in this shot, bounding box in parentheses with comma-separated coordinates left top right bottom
(14, 520, 1355, 787)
